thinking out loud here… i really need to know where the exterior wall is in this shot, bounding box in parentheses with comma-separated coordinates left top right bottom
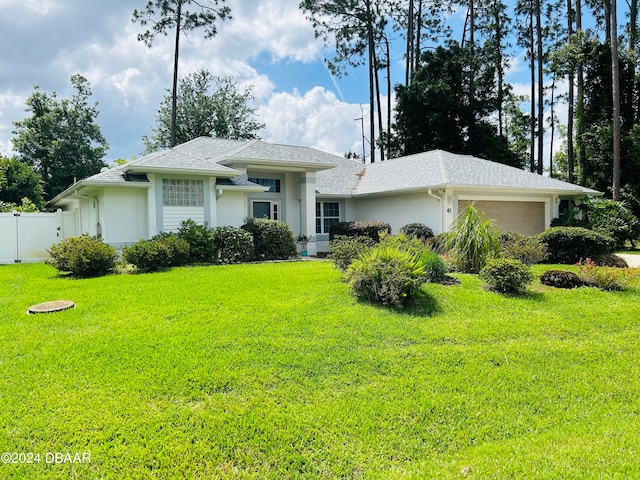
(155, 175, 211, 234)
(351, 192, 442, 235)
(216, 191, 247, 227)
(285, 172, 301, 236)
(101, 188, 148, 244)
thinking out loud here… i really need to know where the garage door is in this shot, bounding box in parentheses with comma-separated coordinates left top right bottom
(458, 200, 545, 235)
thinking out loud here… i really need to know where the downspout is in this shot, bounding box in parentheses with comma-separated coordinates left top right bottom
(73, 191, 100, 237)
(427, 189, 444, 233)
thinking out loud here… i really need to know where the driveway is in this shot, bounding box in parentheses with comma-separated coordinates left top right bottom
(615, 253, 640, 267)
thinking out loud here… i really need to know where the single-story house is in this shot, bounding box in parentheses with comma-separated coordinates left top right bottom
(50, 137, 599, 254)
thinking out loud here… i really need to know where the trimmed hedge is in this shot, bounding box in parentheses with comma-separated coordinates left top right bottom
(242, 217, 297, 260)
(500, 232, 547, 265)
(177, 219, 216, 264)
(536, 227, 615, 264)
(122, 239, 171, 272)
(540, 270, 586, 289)
(47, 235, 118, 277)
(329, 221, 391, 242)
(399, 223, 434, 242)
(212, 226, 254, 264)
(480, 257, 533, 294)
(152, 233, 191, 267)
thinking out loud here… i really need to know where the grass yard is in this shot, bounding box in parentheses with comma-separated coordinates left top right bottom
(1, 261, 640, 479)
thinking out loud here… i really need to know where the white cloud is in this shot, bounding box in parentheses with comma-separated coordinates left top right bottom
(259, 87, 365, 156)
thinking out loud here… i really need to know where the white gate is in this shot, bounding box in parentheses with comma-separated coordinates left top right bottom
(0, 210, 78, 264)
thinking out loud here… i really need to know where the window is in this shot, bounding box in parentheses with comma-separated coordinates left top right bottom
(248, 177, 281, 193)
(162, 179, 204, 207)
(316, 201, 340, 234)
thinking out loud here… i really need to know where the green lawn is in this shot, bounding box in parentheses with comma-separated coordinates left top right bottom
(1, 261, 640, 479)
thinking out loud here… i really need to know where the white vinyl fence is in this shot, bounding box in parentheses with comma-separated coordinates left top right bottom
(0, 210, 78, 264)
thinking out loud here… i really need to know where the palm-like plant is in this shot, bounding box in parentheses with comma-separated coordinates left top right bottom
(446, 205, 501, 273)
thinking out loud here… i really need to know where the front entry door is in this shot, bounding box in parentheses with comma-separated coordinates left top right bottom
(251, 200, 280, 221)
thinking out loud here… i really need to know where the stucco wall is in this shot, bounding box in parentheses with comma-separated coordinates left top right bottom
(351, 192, 441, 234)
(102, 188, 148, 243)
(216, 191, 247, 227)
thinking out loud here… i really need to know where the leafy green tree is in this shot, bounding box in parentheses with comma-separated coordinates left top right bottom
(144, 70, 264, 151)
(133, 0, 231, 148)
(0, 155, 44, 210)
(390, 43, 523, 167)
(12, 75, 108, 199)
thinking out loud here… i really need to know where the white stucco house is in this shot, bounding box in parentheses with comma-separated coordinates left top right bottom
(50, 137, 599, 254)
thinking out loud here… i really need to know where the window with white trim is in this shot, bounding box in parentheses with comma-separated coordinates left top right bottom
(316, 201, 340, 234)
(162, 179, 204, 207)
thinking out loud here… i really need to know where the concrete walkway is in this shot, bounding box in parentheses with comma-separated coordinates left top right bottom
(615, 254, 640, 267)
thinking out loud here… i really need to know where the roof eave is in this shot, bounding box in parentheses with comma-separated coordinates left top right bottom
(220, 157, 337, 171)
(124, 166, 239, 178)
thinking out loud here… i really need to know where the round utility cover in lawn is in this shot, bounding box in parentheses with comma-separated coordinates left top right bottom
(28, 300, 75, 314)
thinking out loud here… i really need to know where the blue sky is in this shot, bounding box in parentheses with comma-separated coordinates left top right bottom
(0, 0, 573, 166)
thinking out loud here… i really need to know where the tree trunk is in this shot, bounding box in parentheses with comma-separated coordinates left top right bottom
(406, 0, 414, 86)
(576, 0, 586, 185)
(415, 0, 423, 72)
(530, 11, 536, 173)
(367, 5, 376, 164)
(535, 0, 544, 175)
(170, 1, 182, 148)
(611, 0, 621, 200)
(567, 0, 575, 183)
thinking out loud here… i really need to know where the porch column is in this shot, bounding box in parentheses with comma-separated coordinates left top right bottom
(300, 172, 317, 255)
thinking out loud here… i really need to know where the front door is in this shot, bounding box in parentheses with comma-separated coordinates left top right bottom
(251, 200, 280, 221)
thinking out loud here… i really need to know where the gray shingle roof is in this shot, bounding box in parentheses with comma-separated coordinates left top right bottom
(317, 149, 600, 196)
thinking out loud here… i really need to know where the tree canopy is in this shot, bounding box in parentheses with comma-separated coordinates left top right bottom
(144, 70, 265, 152)
(0, 155, 44, 211)
(12, 74, 108, 200)
(133, 0, 231, 148)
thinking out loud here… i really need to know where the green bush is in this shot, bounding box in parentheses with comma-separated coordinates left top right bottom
(536, 227, 615, 264)
(419, 249, 448, 282)
(399, 223, 434, 242)
(122, 239, 171, 272)
(328, 235, 376, 272)
(584, 197, 640, 249)
(539, 270, 586, 289)
(177, 219, 216, 263)
(345, 245, 426, 309)
(329, 220, 391, 242)
(446, 205, 501, 273)
(427, 232, 449, 255)
(47, 235, 118, 277)
(242, 217, 297, 260)
(152, 233, 191, 267)
(480, 257, 533, 294)
(500, 232, 547, 265)
(212, 226, 254, 264)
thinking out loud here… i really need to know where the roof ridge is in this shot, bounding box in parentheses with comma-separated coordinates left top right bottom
(220, 138, 260, 159)
(435, 150, 451, 185)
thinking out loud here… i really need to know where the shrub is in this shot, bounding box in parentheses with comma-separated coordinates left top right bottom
(536, 227, 615, 264)
(212, 226, 254, 264)
(539, 270, 586, 289)
(419, 249, 449, 282)
(242, 217, 297, 260)
(584, 197, 640, 249)
(576, 258, 638, 291)
(47, 235, 118, 277)
(177, 219, 216, 263)
(329, 220, 391, 242)
(399, 223, 434, 242)
(480, 257, 533, 294)
(122, 239, 171, 272)
(153, 232, 190, 267)
(345, 245, 426, 308)
(500, 232, 547, 265)
(446, 205, 501, 273)
(595, 253, 628, 268)
(427, 232, 449, 255)
(328, 235, 376, 272)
